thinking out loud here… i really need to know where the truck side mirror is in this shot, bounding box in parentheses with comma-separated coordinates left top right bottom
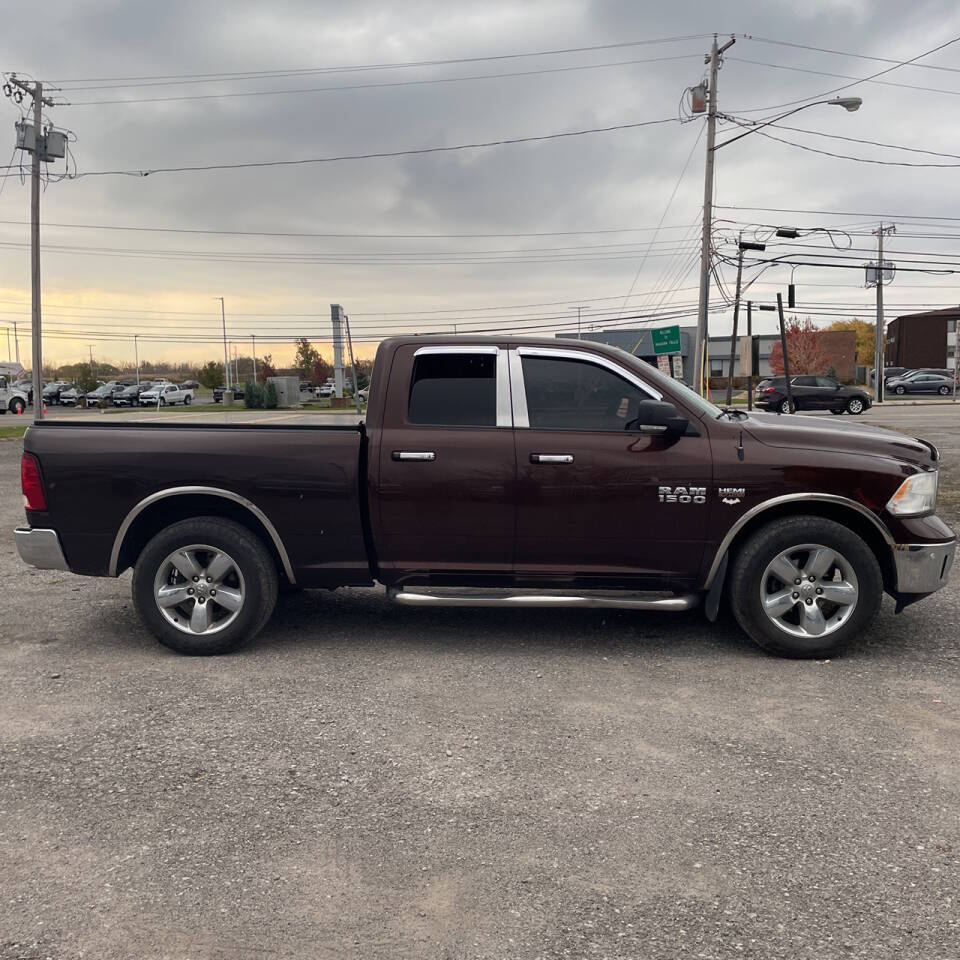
(629, 399, 689, 437)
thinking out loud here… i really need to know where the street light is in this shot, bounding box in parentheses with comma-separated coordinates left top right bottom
(725, 238, 766, 405)
(693, 95, 864, 394)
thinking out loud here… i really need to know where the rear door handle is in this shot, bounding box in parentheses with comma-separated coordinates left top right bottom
(530, 453, 574, 464)
(392, 451, 436, 461)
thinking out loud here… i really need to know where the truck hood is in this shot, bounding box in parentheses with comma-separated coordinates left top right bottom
(742, 411, 937, 468)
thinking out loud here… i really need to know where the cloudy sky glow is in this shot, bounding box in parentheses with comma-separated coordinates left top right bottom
(1, 0, 959, 371)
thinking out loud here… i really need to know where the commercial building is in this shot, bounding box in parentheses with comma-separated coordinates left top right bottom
(884, 307, 959, 371)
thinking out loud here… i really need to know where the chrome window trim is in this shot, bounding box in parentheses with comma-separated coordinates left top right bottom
(702, 493, 896, 589)
(109, 485, 296, 583)
(508, 350, 529, 428)
(515, 346, 663, 400)
(413, 345, 498, 356)
(509, 345, 662, 428)
(410, 344, 510, 428)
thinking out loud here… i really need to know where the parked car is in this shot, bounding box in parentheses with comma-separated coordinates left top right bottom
(213, 385, 244, 402)
(886, 372, 956, 396)
(140, 382, 194, 406)
(316, 383, 334, 397)
(42, 381, 72, 406)
(180, 380, 200, 390)
(15, 336, 955, 662)
(0, 376, 29, 414)
(85, 381, 131, 406)
(755, 375, 871, 415)
(113, 383, 156, 406)
(356, 386, 369, 404)
(57, 385, 80, 406)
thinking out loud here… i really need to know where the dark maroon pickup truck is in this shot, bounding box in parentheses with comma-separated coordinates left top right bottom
(15, 336, 956, 659)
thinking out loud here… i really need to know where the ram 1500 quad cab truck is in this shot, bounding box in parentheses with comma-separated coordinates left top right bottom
(15, 336, 956, 659)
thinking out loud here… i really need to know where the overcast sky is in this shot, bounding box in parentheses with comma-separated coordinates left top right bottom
(1, 0, 959, 370)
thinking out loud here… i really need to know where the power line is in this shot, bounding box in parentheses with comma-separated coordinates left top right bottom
(721, 120, 960, 167)
(715, 204, 960, 223)
(64, 55, 701, 106)
(51, 35, 714, 86)
(0, 218, 697, 240)
(732, 34, 960, 114)
(73, 117, 679, 177)
(739, 35, 960, 74)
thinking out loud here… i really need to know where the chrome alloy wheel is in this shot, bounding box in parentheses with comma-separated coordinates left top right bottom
(153, 544, 246, 635)
(848, 398, 864, 414)
(760, 543, 858, 639)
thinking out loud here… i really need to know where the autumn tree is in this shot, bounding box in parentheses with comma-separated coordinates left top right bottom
(827, 318, 875, 365)
(257, 353, 277, 384)
(311, 356, 330, 384)
(768, 318, 830, 376)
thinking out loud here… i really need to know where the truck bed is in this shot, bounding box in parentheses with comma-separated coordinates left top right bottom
(24, 421, 372, 586)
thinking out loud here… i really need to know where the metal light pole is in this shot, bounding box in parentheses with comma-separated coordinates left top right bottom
(746, 300, 753, 411)
(692, 87, 862, 395)
(570, 305, 590, 340)
(251, 334, 257, 381)
(134, 334, 140, 385)
(5, 327, 9, 361)
(13, 320, 19, 365)
(29, 82, 43, 421)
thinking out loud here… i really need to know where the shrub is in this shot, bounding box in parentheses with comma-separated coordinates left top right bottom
(264, 381, 278, 409)
(243, 381, 263, 409)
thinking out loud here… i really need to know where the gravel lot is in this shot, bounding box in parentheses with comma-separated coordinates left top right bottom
(1, 406, 958, 960)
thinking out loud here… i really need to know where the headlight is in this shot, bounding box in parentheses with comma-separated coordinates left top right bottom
(886, 470, 938, 516)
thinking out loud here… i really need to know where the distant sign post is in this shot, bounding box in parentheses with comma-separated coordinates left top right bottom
(652, 325, 682, 355)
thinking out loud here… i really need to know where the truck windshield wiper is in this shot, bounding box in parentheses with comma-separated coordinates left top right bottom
(716, 406, 748, 420)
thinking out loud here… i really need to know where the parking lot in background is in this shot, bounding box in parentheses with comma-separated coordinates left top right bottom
(1, 404, 959, 958)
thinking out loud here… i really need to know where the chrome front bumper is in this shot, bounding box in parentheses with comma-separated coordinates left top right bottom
(14, 527, 68, 571)
(893, 539, 956, 594)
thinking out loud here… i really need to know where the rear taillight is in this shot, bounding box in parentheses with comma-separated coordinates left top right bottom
(760, 386, 775, 393)
(21, 453, 47, 511)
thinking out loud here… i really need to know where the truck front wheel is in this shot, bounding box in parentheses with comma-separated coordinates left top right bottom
(728, 516, 882, 658)
(132, 517, 278, 655)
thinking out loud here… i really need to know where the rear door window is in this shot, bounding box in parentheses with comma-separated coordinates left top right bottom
(408, 353, 496, 427)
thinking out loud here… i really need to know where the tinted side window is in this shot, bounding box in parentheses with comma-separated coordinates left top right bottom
(408, 353, 496, 427)
(793, 376, 816, 387)
(521, 356, 649, 431)
(816, 377, 837, 388)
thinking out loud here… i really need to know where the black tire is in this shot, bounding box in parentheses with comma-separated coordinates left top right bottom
(132, 516, 278, 655)
(9, 398, 25, 415)
(846, 397, 865, 415)
(728, 515, 882, 659)
(939, 385, 950, 396)
(159, 397, 167, 406)
(779, 399, 791, 414)
(895, 386, 905, 395)
(184, 394, 192, 405)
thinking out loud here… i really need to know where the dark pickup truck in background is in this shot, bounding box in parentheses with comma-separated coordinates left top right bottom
(15, 336, 956, 659)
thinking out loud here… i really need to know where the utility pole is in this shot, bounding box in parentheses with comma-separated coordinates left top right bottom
(13, 321, 20, 365)
(343, 311, 362, 416)
(134, 334, 140, 386)
(746, 301, 753, 411)
(331, 303, 345, 399)
(5, 327, 9, 361)
(872, 223, 896, 405)
(88, 344, 95, 382)
(693, 35, 735, 397)
(725, 238, 765, 406)
(776, 293, 795, 414)
(217, 297, 229, 390)
(251, 334, 257, 381)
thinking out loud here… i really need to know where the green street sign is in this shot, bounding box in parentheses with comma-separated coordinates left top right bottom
(652, 325, 681, 355)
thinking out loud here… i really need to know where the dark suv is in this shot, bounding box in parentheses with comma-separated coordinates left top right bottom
(755, 376, 872, 415)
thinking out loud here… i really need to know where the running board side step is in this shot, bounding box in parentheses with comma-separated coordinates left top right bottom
(389, 588, 699, 611)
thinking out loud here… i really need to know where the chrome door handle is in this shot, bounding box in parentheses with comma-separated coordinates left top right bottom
(530, 453, 574, 464)
(392, 451, 436, 461)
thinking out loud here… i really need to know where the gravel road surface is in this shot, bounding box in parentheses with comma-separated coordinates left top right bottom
(1, 406, 958, 960)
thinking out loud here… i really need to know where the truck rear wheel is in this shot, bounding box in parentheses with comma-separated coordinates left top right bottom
(132, 516, 278, 655)
(728, 516, 882, 658)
